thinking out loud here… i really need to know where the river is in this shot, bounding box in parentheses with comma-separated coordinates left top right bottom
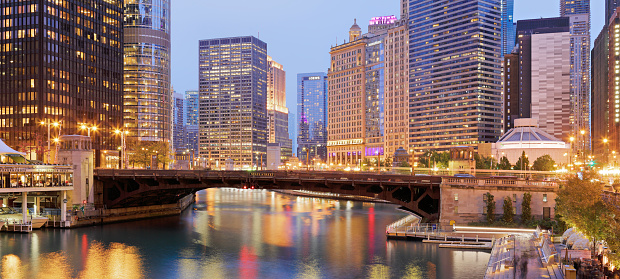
(0, 188, 490, 278)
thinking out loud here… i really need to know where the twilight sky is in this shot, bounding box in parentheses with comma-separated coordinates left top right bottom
(170, 0, 604, 155)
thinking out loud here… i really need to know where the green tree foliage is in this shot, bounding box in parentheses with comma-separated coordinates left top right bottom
(514, 151, 530, 170)
(419, 151, 450, 168)
(502, 197, 514, 223)
(127, 140, 172, 169)
(556, 173, 620, 266)
(531, 155, 556, 171)
(498, 156, 512, 170)
(485, 192, 495, 224)
(521, 192, 532, 224)
(474, 153, 495, 169)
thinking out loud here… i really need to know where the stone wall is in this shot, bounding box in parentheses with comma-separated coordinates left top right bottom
(439, 178, 557, 226)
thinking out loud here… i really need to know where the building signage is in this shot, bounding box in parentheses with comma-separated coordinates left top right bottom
(307, 76, 321, 80)
(369, 16, 397, 26)
(327, 139, 364, 146)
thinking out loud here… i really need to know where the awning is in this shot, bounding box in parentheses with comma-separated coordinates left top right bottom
(0, 138, 26, 156)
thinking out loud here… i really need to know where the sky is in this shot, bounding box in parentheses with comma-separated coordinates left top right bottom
(170, 0, 605, 155)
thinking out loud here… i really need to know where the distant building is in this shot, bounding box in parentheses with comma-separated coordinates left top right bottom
(407, 0, 503, 155)
(184, 90, 199, 157)
(267, 143, 281, 170)
(298, 73, 328, 164)
(267, 57, 292, 161)
(560, 0, 591, 151)
(198, 36, 268, 169)
(172, 92, 184, 152)
(0, 0, 124, 166)
(504, 17, 571, 141)
(501, 0, 516, 56)
(492, 119, 569, 165)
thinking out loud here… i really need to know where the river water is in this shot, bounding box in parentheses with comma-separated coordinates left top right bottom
(0, 189, 489, 278)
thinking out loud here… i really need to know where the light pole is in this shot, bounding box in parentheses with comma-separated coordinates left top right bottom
(409, 148, 415, 175)
(580, 130, 586, 163)
(80, 124, 98, 137)
(114, 129, 128, 169)
(604, 138, 609, 166)
(302, 147, 310, 171)
(569, 136, 575, 169)
(40, 120, 60, 164)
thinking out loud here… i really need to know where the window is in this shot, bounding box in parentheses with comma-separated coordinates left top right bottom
(543, 194, 547, 203)
(454, 193, 458, 201)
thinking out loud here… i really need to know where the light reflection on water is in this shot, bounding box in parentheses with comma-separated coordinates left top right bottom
(0, 188, 490, 278)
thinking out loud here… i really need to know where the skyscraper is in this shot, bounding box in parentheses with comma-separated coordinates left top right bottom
(407, 0, 503, 154)
(560, 0, 591, 151)
(607, 0, 620, 26)
(0, 0, 124, 164)
(298, 73, 328, 164)
(504, 18, 572, 140)
(198, 36, 268, 169)
(592, 26, 609, 162)
(183, 90, 199, 157)
(608, 8, 620, 161)
(501, 0, 516, 55)
(267, 56, 292, 161)
(123, 0, 172, 143)
(172, 92, 184, 152)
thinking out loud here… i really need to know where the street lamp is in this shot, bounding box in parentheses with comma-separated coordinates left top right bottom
(302, 147, 309, 171)
(114, 129, 129, 169)
(40, 119, 61, 164)
(80, 124, 98, 137)
(409, 148, 415, 175)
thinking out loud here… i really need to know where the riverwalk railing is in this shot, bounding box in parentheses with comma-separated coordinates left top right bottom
(443, 177, 558, 188)
(386, 215, 420, 233)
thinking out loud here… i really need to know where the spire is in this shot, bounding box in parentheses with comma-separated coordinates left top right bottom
(349, 18, 362, 41)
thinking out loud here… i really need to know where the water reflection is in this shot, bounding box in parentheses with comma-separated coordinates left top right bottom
(0, 188, 490, 278)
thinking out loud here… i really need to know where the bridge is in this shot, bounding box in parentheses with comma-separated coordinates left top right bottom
(93, 170, 443, 221)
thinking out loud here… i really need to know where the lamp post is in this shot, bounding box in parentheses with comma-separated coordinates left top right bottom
(39, 120, 61, 164)
(80, 124, 98, 137)
(604, 138, 609, 166)
(409, 148, 415, 175)
(114, 129, 128, 169)
(569, 136, 575, 169)
(302, 147, 309, 171)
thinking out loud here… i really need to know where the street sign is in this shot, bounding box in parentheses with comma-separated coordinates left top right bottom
(63, 199, 67, 203)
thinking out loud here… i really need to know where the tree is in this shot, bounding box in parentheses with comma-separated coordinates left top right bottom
(514, 151, 530, 170)
(419, 151, 450, 168)
(521, 192, 532, 224)
(474, 153, 494, 169)
(498, 156, 512, 170)
(502, 197, 514, 223)
(485, 192, 495, 224)
(532, 155, 556, 171)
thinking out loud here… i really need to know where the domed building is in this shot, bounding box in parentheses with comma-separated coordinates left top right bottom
(492, 118, 570, 165)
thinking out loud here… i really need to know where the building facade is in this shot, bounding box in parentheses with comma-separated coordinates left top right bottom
(407, 0, 503, 154)
(501, 0, 516, 56)
(592, 26, 610, 163)
(172, 91, 184, 152)
(0, 0, 124, 164)
(267, 56, 292, 161)
(183, 90, 199, 157)
(384, 21, 409, 157)
(505, 18, 571, 141)
(609, 9, 620, 160)
(123, 0, 172, 143)
(298, 73, 328, 164)
(560, 0, 591, 152)
(198, 36, 268, 169)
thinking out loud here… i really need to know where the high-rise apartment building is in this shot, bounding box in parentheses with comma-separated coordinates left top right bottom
(267, 56, 292, 161)
(592, 27, 610, 163)
(504, 18, 571, 140)
(123, 0, 172, 143)
(560, 0, 591, 151)
(0, 0, 124, 164)
(183, 90, 199, 156)
(172, 92, 184, 151)
(384, 21, 409, 156)
(407, 0, 503, 154)
(198, 36, 268, 169)
(608, 8, 620, 159)
(501, 0, 516, 55)
(298, 73, 328, 163)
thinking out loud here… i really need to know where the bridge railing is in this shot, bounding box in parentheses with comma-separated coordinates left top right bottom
(442, 177, 558, 188)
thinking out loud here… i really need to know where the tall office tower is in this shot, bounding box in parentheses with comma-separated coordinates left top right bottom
(401, 0, 409, 20)
(407, 0, 503, 155)
(384, 21, 410, 156)
(123, 0, 172, 143)
(0, 0, 124, 164)
(266, 56, 292, 160)
(327, 22, 368, 166)
(183, 90, 199, 156)
(592, 27, 610, 163)
(297, 73, 328, 164)
(504, 18, 571, 140)
(609, 9, 620, 159)
(172, 92, 184, 151)
(607, 0, 620, 26)
(560, 0, 591, 152)
(198, 36, 268, 169)
(501, 0, 516, 55)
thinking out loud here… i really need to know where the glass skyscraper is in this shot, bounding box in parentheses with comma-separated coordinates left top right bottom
(183, 90, 199, 157)
(407, 0, 503, 153)
(297, 73, 328, 163)
(172, 91, 184, 151)
(199, 36, 268, 169)
(560, 0, 591, 151)
(501, 0, 516, 55)
(0, 0, 124, 164)
(123, 0, 172, 143)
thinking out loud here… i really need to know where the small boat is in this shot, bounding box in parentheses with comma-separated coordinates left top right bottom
(30, 217, 48, 229)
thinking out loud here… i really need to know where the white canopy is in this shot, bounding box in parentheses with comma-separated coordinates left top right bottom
(0, 138, 26, 155)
